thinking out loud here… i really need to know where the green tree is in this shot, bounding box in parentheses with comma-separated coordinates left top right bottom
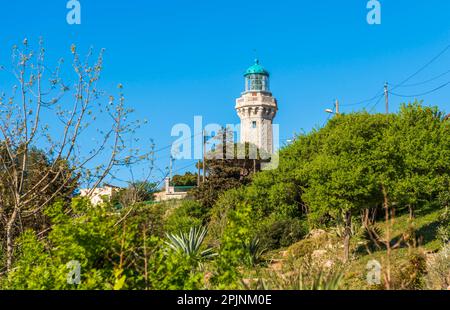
(386, 103, 450, 218)
(191, 159, 253, 209)
(171, 172, 198, 187)
(210, 102, 450, 264)
(301, 112, 392, 261)
(0, 147, 78, 270)
(0, 40, 146, 272)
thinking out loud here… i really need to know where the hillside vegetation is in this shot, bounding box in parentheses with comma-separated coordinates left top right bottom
(1, 102, 449, 290)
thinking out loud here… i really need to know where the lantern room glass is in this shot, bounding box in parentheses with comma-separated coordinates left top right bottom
(245, 74, 270, 92)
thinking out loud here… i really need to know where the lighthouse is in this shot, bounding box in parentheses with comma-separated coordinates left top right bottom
(235, 59, 278, 154)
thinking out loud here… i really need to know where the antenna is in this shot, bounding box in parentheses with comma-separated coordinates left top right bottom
(252, 48, 258, 61)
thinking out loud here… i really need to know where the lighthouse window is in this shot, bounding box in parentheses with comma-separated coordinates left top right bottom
(252, 121, 257, 128)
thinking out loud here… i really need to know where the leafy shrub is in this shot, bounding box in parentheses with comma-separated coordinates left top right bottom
(287, 230, 337, 258)
(208, 188, 246, 244)
(426, 243, 450, 290)
(165, 200, 206, 234)
(258, 217, 308, 250)
(267, 183, 302, 218)
(212, 203, 253, 288)
(1, 198, 204, 290)
(391, 251, 427, 290)
(180, 200, 208, 220)
(165, 216, 203, 235)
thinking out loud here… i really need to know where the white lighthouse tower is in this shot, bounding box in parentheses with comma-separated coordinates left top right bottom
(235, 59, 278, 154)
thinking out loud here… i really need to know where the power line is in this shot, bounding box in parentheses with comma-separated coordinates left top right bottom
(337, 43, 450, 112)
(391, 43, 450, 91)
(398, 68, 450, 88)
(152, 131, 204, 154)
(172, 161, 197, 174)
(389, 80, 450, 98)
(363, 92, 384, 111)
(368, 94, 385, 113)
(322, 113, 332, 127)
(341, 86, 385, 107)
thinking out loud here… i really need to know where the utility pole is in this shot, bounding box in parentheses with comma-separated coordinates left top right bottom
(202, 129, 206, 183)
(169, 155, 173, 183)
(197, 160, 200, 186)
(222, 126, 226, 161)
(384, 82, 389, 114)
(326, 100, 340, 116)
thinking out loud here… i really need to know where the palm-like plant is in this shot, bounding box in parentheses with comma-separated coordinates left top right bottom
(245, 237, 267, 266)
(276, 270, 343, 290)
(243, 269, 344, 290)
(165, 226, 216, 262)
(305, 270, 344, 290)
(362, 224, 384, 249)
(332, 220, 363, 239)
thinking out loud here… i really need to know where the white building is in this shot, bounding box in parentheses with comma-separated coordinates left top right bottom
(235, 59, 278, 154)
(79, 184, 120, 206)
(154, 177, 192, 202)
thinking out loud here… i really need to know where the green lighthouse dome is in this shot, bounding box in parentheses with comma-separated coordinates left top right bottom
(244, 59, 270, 77)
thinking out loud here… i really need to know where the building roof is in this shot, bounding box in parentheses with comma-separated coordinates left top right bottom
(102, 183, 121, 189)
(244, 59, 270, 77)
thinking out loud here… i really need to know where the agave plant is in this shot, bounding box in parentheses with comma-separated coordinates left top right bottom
(263, 269, 344, 290)
(165, 226, 216, 263)
(362, 224, 384, 246)
(245, 237, 267, 266)
(332, 220, 364, 239)
(306, 270, 344, 290)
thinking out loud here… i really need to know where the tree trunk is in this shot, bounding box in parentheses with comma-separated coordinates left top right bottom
(343, 210, 352, 263)
(382, 184, 391, 290)
(408, 204, 414, 220)
(5, 207, 19, 272)
(362, 209, 369, 227)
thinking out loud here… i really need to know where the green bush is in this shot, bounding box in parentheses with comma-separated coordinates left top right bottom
(425, 243, 450, 290)
(165, 200, 206, 234)
(258, 217, 308, 250)
(392, 251, 427, 290)
(212, 203, 253, 289)
(286, 232, 334, 258)
(208, 188, 246, 244)
(1, 198, 204, 290)
(180, 200, 208, 220)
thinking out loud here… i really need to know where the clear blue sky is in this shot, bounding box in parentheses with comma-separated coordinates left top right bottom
(1, 0, 450, 185)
